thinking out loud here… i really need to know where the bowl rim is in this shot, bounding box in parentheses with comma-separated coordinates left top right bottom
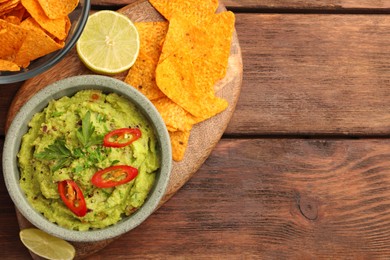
(0, 0, 91, 84)
(2, 75, 172, 242)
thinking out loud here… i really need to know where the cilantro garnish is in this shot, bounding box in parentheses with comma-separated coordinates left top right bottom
(34, 139, 74, 172)
(34, 111, 106, 173)
(76, 111, 103, 147)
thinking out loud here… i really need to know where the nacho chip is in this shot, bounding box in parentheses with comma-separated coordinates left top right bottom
(0, 58, 19, 71)
(3, 15, 20, 24)
(158, 14, 212, 63)
(13, 17, 64, 67)
(125, 53, 165, 101)
(156, 24, 228, 120)
(0, 18, 27, 58)
(159, 14, 220, 97)
(196, 11, 235, 83)
(0, 0, 20, 11)
(169, 129, 190, 161)
(125, 22, 168, 100)
(0, 0, 73, 70)
(37, 0, 78, 19)
(191, 11, 235, 97)
(141, 0, 236, 161)
(0, 0, 20, 16)
(156, 49, 228, 120)
(135, 21, 168, 62)
(152, 97, 195, 132)
(64, 14, 70, 35)
(149, 0, 218, 24)
(3, 2, 25, 19)
(21, 0, 68, 40)
(156, 46, 195, 105)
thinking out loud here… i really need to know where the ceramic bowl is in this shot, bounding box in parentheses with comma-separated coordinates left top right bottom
(0, 0, 90, 84)
(3, 75, 172, 242)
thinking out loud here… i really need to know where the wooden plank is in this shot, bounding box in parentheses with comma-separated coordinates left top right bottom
(223, 0, 390, 10)
(0, 83, 21, 136)
(3, 2, 241, 258)
(76, 138, 390, 258)
(226, 13, 390, 136)
(0, 138, 29, 259)
(90, 0, 390, 10)
(4, 138, 390, 258)
(1, 14, 390, 137)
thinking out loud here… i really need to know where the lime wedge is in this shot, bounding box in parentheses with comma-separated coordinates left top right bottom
(19, 228, 76, 260)
(76, 10, 140, 75)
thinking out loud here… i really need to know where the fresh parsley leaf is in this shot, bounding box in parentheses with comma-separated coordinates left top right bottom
(96, 113, 106, 123)
(110, 160, 120, 166)
(51, 111, 64, 117)
(76, 111, 103, 147)
(35, 139, 74, 172)
(35, 139, 72, 160)
(35, 111, 107, 173)
(73, 147, 84, 158)
(73, 165, 84, 174)
(51, 157, 73, 172)
(77, 111, 94, 147)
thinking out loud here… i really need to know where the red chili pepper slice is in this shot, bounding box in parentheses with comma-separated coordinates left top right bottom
(58, 180, 87, 217)
(103, 128, 142, 148)
(91, 165, 138, 188)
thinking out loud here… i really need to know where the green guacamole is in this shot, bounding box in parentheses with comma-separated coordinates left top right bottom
(18, 90, 160, 231)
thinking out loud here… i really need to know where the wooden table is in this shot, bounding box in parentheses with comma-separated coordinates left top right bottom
(1, 0, 390, 258)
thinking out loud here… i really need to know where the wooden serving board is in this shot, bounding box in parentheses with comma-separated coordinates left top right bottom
(6, 1, 242, 259)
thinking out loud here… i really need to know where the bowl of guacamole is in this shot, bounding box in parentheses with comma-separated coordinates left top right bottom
(3, 75, 172, 242)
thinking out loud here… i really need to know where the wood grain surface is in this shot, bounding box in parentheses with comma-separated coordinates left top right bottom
(3, 138, 390, 259)
(91, 0, 390, 10)
(228, 13, 390, 136)
(2, 15, 390, 137)
(2, 0, 390, 259)
(5, 1, 242, 259)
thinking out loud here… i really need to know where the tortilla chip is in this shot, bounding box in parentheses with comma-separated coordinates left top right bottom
(189, 11, 235, 98)
(156, 24, 228, 120)
(156, 46, 194, 105)
(138, 1, 235, 161)
(158, 14, 212, 63)
(0, 0, 20, 16)
(1, 1, 24, 18)
(135, 21, 168, 62)
(3, 15, 19, 24)
(197, 11, 235, 82)
(21, 0, 68, 40)
(64, 14, 70, 34)
(152, 97, 195, 131)
(169, 130, 190, 161)
(125, 53, 165, 101)
(0, 18, 27, 58)
(126, 22, 168, 100)
(0, 58, 19, 71)
(13, 17, 64, 67)
(0, 0, 20, 11)
(37, 0, 78, 19)
(149, 0, 218, 24)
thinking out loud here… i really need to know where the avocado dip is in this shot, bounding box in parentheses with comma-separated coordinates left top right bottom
(18, 90, 160, 231)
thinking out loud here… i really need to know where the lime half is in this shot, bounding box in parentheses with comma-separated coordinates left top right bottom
(20, 228, 76, 260)
(76, 10, 140, 75)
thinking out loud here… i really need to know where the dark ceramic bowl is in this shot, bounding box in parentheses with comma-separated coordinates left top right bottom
(0, 0, 90, 84)
(3, 75, 172, 242)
